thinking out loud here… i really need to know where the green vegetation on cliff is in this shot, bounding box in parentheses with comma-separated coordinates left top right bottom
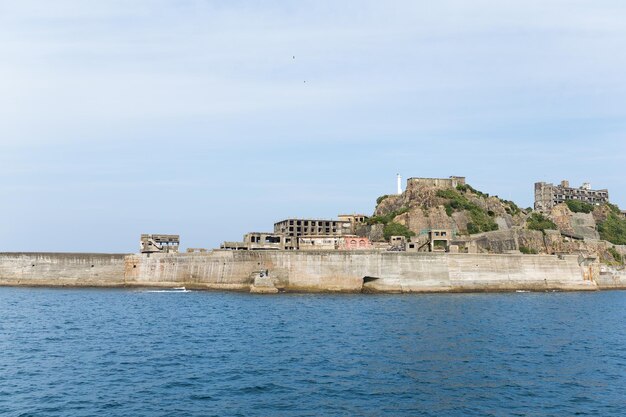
(501, 199, 522, 216)
(598, 204, 626, 245)
(526, 213, 557, 232)
(519, 246, 538, 255)
(368, 206, 415, 241)
(607, 247, 623, 264)
(367, 207, 409, 225)
(383, 222, 415, 241)
(456, 184, 489, 198)
(565, 200, 595, 214)
(376, 195, 390, 205)
(436, 189, 498, 234)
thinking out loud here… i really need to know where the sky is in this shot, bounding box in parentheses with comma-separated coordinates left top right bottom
(1, 0, 625, 252)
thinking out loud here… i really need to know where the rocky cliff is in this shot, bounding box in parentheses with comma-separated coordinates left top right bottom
(368, 179, 626, 265)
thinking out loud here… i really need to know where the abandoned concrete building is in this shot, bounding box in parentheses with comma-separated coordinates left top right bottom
(222, 233, 372, 251)
(221, 232, 287, 251)
(298, 236, 341, 251)
(407, 176, 466, 189)
(297, 235, 372, 251)
(389, 236, 407, 251)
(220, 216, 371, 251)
(140, 234, 180, 253)
(337, 214, 369, 228)
(341, 236, 373, 250)
(244, 232, 285, 250)
(273, 218, 353, 249)
(405, 229, 453, 253)
(428, 229, 451, 252)
(534, 180, 609, 212)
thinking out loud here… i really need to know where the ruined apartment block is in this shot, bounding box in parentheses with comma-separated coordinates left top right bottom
(534, 180, 609, 212)
(274, 218, 353, 249)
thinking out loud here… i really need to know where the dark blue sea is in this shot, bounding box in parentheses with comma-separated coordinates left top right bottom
(0, 288, 625, 416)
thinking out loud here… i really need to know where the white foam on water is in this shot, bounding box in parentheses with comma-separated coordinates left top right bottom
(141, 287, 191, 293)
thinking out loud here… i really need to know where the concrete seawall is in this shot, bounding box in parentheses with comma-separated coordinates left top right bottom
(124, 250, 603, 293)
(0, 253, 127, 287)
(0, 250, 620, 293)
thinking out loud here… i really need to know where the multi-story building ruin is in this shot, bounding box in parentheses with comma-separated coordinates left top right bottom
(273, 218, 353, 249)
(221, 216, 371, 251)
(140, 234, 180, 253)
(337, 214, 369, 228)
(534, 180, 609, 212)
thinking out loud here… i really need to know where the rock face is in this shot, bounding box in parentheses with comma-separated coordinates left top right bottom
(550, 205, 599, 240)
(373, 180, 526, 239)
(370, 180, 623, 264)
(395, 206, 456, 237)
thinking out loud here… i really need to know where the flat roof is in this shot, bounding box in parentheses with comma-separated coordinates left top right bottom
(274, 218, 349, 223)
(407, 176, 465, 181)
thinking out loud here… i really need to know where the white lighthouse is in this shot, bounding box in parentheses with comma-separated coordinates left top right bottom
(397, 174, 402, 195)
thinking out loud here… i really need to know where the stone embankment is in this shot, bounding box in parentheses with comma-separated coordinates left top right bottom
(1, 250, 624, 293)
(0, 253, 127, 287)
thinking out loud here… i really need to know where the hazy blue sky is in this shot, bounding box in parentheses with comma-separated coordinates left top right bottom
(1, 0, 625, 252)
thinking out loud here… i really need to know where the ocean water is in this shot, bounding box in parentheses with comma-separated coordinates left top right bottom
(0, 288, 625, 417)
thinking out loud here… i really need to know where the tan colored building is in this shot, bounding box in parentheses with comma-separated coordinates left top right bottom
(389, 236, 407, 251)
(429, 229, 451, 252)
(338, 214, 369, 233)
(339, 236, 373, 250)
(274, 218, 352, 249)
(407, 176, 466, 189)
(298, 235, 373, 251)
(140, 234, 179, 253)
(535, 180, 609, 212)
(298, 236, 341, 251)
(221, 232, 288, 251)
(406, 229, 452, 252)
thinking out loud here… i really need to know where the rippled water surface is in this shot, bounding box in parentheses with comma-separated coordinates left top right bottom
(1, 288, 625, 416)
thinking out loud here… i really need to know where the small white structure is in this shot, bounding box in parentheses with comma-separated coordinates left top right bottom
(397, 174, 402, 195)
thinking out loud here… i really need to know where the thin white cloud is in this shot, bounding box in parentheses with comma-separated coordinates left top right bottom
(2, 0, 626, 146)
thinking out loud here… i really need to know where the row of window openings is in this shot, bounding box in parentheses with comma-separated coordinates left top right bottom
(250, 236, 281, 243)
(554, 196, 605, 202)
(288, 221, 336, 226)
(554, 192, 607, 197)
(304, 239, 368, 245)
(288, 227, 337, 233)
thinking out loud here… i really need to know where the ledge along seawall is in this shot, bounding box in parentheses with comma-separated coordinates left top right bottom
(2, 251, 625, 293)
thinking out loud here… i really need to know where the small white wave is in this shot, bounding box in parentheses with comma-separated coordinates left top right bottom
(142, 287, 191, 293)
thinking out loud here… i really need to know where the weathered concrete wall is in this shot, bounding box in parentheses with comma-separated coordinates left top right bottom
(124, 251, 259, 291)
(0, 253, 127, 287)
(0, 251, 621, 293)
(124, 250, 603, 293)
(596, 265, 626, 289)
(362, 253, 598, 293)
(596, 273, 626, 289)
